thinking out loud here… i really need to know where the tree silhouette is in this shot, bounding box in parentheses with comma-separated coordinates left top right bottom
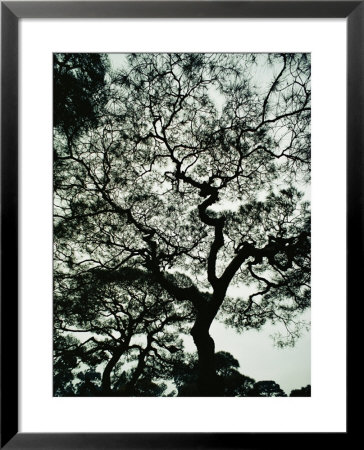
(290, 384, 311, 397)
(54, 269, 192, 396)
(54, 53, 311, 396)
(173, 351, 257, 397)
(54, 53, 109, 140)
(249, 380, 287, 397)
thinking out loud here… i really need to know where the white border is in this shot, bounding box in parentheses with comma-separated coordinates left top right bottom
(19, 18, 346, 432)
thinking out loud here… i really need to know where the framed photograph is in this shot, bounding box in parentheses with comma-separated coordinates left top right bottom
(1, 1, 356, 448)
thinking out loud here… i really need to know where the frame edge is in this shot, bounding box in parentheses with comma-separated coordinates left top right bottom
(1, 0, 358, 448)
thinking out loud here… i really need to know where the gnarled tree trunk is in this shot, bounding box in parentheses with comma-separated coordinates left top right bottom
(191, 308, 223, 396)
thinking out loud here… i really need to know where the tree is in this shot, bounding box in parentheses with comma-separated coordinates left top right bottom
(290, 385, 311, 397)
(54, 53, 311, 396)
(249, 380, 287, 397)
(54, 269, 192, 396)
(173, 351, 257, 397)
(54, 53, 109, 140)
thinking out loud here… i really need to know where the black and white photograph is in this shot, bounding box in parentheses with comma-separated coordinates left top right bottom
(53, 52, 311, 398)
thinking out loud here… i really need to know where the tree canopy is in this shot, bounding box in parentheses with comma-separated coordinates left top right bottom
(54, 53, 311, 396)
(290, 385, 311, 397)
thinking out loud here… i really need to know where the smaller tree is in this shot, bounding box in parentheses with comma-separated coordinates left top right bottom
(173, 350, 262, 397)
(54, 268, 193, 396)
(290, 385, 311, 397)
(249, 380, 287, 397)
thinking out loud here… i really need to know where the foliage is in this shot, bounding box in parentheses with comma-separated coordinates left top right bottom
(54, 269, 192, 396)
(172, 350, 285, 397)
(290, 384, 311, 397)
(54, 53, 311, 396)
(54, 53, 110, 140)
(249, 380, 287, 397)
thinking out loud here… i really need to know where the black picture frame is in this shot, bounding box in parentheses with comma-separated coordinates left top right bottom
(1, 1, 357, 448)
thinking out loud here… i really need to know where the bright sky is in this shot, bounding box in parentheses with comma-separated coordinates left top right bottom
(105, 53, 311, 395)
